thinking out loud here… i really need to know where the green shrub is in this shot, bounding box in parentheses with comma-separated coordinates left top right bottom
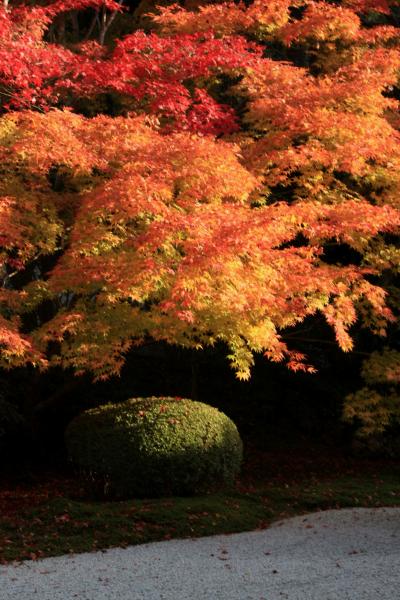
(65, 396, 243, 498)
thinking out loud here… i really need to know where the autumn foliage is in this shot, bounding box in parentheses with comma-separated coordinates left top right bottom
(1, 0, 399, 411)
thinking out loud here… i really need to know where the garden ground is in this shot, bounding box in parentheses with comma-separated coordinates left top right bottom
(1, 443, 399, 563)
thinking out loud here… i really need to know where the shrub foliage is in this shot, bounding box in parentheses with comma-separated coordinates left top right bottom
(65, 396, 243, 497)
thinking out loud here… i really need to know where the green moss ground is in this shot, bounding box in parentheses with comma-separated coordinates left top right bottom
(1, 446, 399, 563)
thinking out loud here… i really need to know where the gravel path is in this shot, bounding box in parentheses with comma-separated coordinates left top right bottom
(1, 507, 399, 600)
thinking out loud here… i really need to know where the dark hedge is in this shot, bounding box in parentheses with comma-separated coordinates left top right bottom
(65, 396, 243, 497)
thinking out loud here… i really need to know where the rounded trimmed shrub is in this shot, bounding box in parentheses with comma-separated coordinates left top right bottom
(65, 396, 243, 498)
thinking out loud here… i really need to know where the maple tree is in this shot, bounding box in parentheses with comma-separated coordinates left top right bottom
(0, 0, 399, 429)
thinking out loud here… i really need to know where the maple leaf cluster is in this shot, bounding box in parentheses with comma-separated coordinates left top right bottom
(0, 0, 399, 388)
(343, 348, 400, 436)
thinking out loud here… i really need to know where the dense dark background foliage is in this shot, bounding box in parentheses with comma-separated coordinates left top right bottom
(0, 333, 376, 469)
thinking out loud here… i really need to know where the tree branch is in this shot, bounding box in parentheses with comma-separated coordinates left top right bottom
(99, 0, 124, 45)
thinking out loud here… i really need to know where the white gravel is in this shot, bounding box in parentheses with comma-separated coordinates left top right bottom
(1, 507, 399, 600)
